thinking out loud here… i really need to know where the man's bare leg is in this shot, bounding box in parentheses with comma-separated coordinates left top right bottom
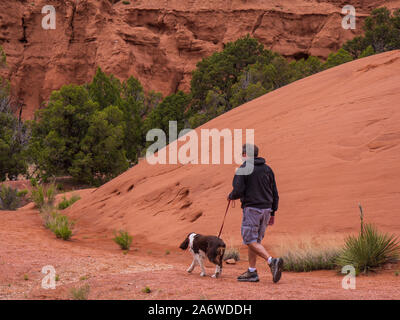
(248, 245, 258, 269)
(248, 242, 283, 283)
(248, 242, 271, 266)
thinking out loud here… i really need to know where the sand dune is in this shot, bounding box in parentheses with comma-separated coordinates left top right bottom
(67, 50, 400, 248)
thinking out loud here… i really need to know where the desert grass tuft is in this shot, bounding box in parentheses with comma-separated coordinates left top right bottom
(276, 236, 342, 272)
(31, 183, 56, 210)
(142, 286, 151, 294)
(41, 207, 74, 240)
(70, 284, 90, 300)
(58, 194, 81, 210)
(282, 248, 340, 272)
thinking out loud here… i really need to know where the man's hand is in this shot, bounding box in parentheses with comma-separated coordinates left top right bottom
(268, 216, 275, 226)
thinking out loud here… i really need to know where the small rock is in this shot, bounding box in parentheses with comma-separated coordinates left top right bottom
(225, 259, 236, 265)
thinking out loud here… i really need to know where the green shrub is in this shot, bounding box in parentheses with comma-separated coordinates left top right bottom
(190, 34, 276, 109)
(30, 178, 38, 187)
(122, 0, 130, 4)
(142, 286, 151, 294)
(28, 69, 149, 186)
(46, 185, 56, 205)
(58, 194, 81, 210)
(48, 213, 74, 240)
(143, 91, 190, 143)
(223, 247, 240, 261)
(40, 207, 57, 229)
(359, 45, 375, 58)
(42, 208, 74, 240)
(0, 185, 21, 210)
(0, 47, 29, 181)
(16, 189, 28, 198)
(31, 183, 56, 210)
(70, 284, 90, 300)
(343, 8, 400, 58)
(336, 205, 400, 274)
(31, 185, 45, 208)
(53, 218, 73, 240)
(57, 195, 68, 210)
(290, 56, 323, 81)
(113, 230, 133, 250)
(323, 48, 353, 69)
(0, 46, 5, 66)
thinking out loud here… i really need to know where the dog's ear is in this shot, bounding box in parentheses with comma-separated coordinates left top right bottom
(217, 246, 225, 257)
(179, 236, 189, 250)
(216, 246, 225, 266)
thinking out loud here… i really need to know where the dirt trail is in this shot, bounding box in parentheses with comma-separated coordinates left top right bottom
(1, 208, 399, 300)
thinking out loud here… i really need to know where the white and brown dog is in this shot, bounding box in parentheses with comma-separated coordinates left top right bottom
(179, 233, 226, 278)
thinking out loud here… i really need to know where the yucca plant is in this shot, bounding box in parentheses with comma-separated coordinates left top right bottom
(336, 205, 400, 274)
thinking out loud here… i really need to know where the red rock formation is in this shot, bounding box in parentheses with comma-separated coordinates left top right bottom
(0, 0, 399, 118)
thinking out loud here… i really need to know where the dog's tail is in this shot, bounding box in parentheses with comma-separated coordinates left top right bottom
(179, 237, 189, 250)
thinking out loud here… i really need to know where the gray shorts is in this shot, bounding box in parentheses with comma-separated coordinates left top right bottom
(241, 207, 272, 245)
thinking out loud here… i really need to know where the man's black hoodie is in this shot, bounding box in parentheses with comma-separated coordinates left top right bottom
(228, 157, 279, 215)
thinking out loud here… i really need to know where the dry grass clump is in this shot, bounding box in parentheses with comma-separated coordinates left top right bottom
(276, 236, 342, 272)
(70, 284, 90, 300)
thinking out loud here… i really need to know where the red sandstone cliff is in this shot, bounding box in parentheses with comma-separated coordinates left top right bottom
(1, 0, 399, 118)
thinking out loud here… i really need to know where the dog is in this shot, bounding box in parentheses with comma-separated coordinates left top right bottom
(179, 232, 226, 278)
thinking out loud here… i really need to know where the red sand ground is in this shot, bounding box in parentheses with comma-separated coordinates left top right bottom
(1, 209, 400, 300)
(1, 51, 400, 299)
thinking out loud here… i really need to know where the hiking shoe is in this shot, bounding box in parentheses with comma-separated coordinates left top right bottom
(269, 258, 284, 283)
(237, 270, 259, 282)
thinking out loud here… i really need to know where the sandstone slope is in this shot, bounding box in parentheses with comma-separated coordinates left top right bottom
(65, 50, 400, 248)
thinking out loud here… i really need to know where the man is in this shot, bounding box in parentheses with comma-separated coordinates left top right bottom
(228, 143, 283, 283)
